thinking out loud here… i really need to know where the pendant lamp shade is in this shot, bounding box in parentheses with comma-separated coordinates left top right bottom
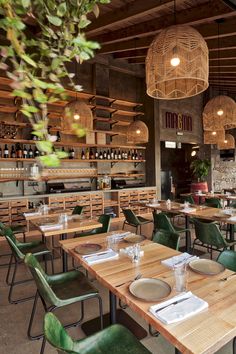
(145, 25, 209, 99)
(62, 99, 93, 134)
(217, 134, 235, 150)
(127, 120, 149, 143)
(203, 95, 236, 131)
(204, 130, 225, 144)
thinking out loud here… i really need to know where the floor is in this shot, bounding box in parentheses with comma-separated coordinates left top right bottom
(0, 218, 233, 354)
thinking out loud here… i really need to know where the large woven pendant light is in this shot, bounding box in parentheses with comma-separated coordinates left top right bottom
(217, 134, 235, 150)
(127, 120, 149, 143)
(145, 24, 209, 99)
(62, 99, 93, 134)
(204, 130, 225, 144)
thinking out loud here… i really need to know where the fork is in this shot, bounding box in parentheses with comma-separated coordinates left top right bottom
(116, 273, 142, 287)
(220, 272, 236, 281)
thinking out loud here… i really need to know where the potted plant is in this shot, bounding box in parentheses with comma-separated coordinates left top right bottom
(190, 158, 211, 196)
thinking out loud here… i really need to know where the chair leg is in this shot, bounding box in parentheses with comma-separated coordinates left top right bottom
(122, 221, 126, 230)
(8, 260, 34, 304)
(28, 291, 45, 340)
(233, 336, 236, 354)
(6, 254, 14, 285)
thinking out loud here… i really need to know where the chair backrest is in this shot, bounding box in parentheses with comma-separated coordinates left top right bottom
(24, 253, 59, 306)
(153, 212, 175, 233)
(97, 214, 111, 233)
(204, 198, 222, 208)
(0, 223, 17, 243)
(193, 218, 227, 248)
(122, 209, 140, 226)
(72, 206, 84, 215)
(217, 250, 236, 272)
(181, 195, 195, 204)
(152, 230, 180, 250)
(5, 235, 25, 260)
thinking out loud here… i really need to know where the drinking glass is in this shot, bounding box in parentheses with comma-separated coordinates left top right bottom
(59, 213, 68, 225)
(173, 262, 187, 292)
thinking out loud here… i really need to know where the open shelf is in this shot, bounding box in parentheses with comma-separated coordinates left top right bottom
(0, 158, 145, 163)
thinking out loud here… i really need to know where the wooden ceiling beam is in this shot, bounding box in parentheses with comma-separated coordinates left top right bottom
(209, 49, 236, 59)
(208, 35, 236, 51)
(114, 49, 147, 59)
(86, 0, 173, 36)
(95, 0, 235, 46)
(197, 17, 236, 40)
(210, 68, 236, 73)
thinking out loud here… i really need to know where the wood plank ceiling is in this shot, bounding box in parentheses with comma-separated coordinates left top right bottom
(87, 0, 236, 92)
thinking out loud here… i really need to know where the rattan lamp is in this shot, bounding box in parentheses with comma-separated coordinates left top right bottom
(127, 120, 149, 143)
(145, 25, 209, 99)
(204, 130, 225, 144)
(217, 134, 235, 150)
(203, 95, 236, 131)
(62, 99, 93, 134)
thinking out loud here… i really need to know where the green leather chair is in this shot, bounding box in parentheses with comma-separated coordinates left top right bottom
(74, 214, 111, 238)
(122, 208, 152, 235)
(180, 195, 195, 204)
(217, 250, 236, 272)
(1, 224, 53, 304)
(193, 218, 236, 258)
(152, 230, 180, 250)
(153, 212, 190, 237)
(44, 312, 151, 354)
(24, 253, 103, 354)
(204, 197, 222, 209)
(72, 205, 84, 215)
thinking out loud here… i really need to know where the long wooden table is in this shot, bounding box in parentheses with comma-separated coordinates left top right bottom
(31, 217, 102, 271)
(60, 232, 236, 354)
(181, 192, 236, 206)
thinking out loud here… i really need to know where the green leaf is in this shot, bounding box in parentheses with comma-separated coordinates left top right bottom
(22, 104, 39, 113)
(13, 89, 32, 99)
(36, 141, 53, 153)
(21, 54, 37, 68)
(39, 154, 60, 167)
(57, 2, 67, 17)
(33, 88, 48, 103)
(21, 109, 32, 118)
(21, 0, 30, 8)
(56, 151, 68, 159)
(78, 15, 91, 29)
(46, 15, 62, 26)
(93, 4, 99, 18)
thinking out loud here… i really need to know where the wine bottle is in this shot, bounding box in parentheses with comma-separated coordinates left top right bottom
(124, 150, 128, 159)
(34, 146, 40, 157)
(69, 148, 75, 159)
(11, 145, 16, 158)
(16, 143, 23, 158)
(118, 149, 121, 160)
(81, 148, 85, 160)
(95, 149, 98, 159)
(131, 150, 135, 160)
(114, 150, 117, 160)
(139, 151, 143, 160)
(99, 150, 103, 159)
(28, 145, 34, 158)
(89, 148, 94, 159)
(103, 149, 107, 159)
(4, 144, 9, 158)
(56, 131, 61, 142)
(135, 149, 138, 160)
(110, 149, 114, 159)
(23, 145, 28, 158)
(107, 149, 111, 160)
(128, 150, 131, 160)
(85, 148, 90, 160)
(121, 150, 125, 159)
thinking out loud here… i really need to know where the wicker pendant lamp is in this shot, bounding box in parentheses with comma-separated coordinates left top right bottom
(145, 24, 209, 99)
(127, 120, 149, 143)
(217, 134, 235, 150)
(62, 99, 93, 134)
(204, 130, 225, 144)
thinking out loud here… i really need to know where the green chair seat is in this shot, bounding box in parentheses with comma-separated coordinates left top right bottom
(72, 205, 84, 215)
(24, 253, 103, 354)
(152, 230, 180, 250)
(44, 313, 151, 354)
(122, 208, 152, 235)
(217, 250, 236, 272)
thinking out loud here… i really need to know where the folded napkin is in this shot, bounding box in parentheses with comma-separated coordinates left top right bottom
(24, 211, 41, 217)
(228, 216, 236, 221)
(161, 253, 198, 268)
(149, 291, 208, 324)
(82, 249, 119, 265)
(146, 203, 160, 207)
(108, 231, 131, 241)
(40, 224, 63, 232)
(180, 207, 196, 213)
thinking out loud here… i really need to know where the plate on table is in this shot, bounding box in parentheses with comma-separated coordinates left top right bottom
(129, 278, 171, 301)
(124, 234, 146, 243)
(74, 243, 102, 255)
(188, 259, 225, 275)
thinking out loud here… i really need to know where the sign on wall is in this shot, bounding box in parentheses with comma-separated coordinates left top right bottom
(164, 111, 192, 131)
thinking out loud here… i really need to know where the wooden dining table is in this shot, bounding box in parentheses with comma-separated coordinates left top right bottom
(60, 231, 236, 354)
(181, 192, 236, 206)
(31, 216, 102, 271)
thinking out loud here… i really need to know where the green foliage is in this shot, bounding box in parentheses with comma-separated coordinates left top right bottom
(190, 158, 211, 182)
(0, 0, 110, 166)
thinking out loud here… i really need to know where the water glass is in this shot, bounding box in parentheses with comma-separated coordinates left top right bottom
(58, 213, 68, 225)
(132, 244, 141, 263)
(184, 201, 189, 209)
(173, 262, 187, 292)
(106, 233, 118, 251)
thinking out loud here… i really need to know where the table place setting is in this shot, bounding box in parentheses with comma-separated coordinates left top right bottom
(81, 248, 119, 265)
(161, 253, 199, 268)
(149, 291, 208, 324)
(23, 211, 41, 217)
(39, 223, 64, 232)
(146, 197, 160, 207)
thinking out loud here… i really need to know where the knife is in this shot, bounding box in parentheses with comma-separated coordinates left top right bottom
(155, 297, 190, 313)
(83, 251, 111, 259)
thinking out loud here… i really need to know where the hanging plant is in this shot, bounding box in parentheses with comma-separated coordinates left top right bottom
(0, 0, 109, 166)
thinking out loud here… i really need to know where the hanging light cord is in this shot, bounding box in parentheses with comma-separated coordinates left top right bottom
(174, 0, 177, 25)
(217, 21, 220, 96)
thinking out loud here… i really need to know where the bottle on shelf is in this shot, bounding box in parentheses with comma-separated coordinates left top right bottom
(118, 149, 121, 160)
(110, 149, 114, 160)
(28, 145, 34, 158)
(107, 149, 111, 160)
(95, 149, 99, 159)
(99, 150, 103, 159)
(128, 150, 131, 160)
(124, 150, 128, 159)
(56, 131, 61, 142)
(114, 150, 118, 160)
(69, 148, 75, 159)
(16, 143, 23, 158)
(139, 151, 143, 160)
(23, 145, 28, 159)
(85, 148, 90, 160)
(11, 145, 16, 158)
(31, 132, 37, 141)
(131, 150, 135, 160)
(103, 149, 107, 159)
(4, 144, 9, 158)
(135, 149, 138, 160)
(81, 148, 85, 160)
(121, 150, 125, 159)
(89, 148, 94, 159)
(34, 146, 40, 157)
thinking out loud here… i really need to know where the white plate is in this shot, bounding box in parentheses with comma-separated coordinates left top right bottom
(129, 278, 171, 301)
(189, 259, 225, 275)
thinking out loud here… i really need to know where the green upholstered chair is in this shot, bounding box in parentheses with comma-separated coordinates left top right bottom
(180, 195, 195, 204)
(204, 197, 222, 209)
(44, 312, 151, 354)
(122, 208, 152, 235)
(192, 218, 236, 258)
(24, 253, 103, 354)
(72, 205, 84, 215)
(153, 212, 190, 237)
(1, 224, 53, 304)
(217, 250, 236, 272)
(74, 214, 111, 238)
(152, 230, 180, 250)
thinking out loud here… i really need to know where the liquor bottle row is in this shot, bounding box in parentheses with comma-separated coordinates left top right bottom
(0, 144, 40, 159)
(80, 148, 143, 160)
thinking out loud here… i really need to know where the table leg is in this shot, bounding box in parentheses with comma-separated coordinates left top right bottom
(185, 215, 191, 253)
(175, 348, 181, 354)
(61, 233, 68, 272)
(109, 291, 117, 324)
(229, 224, 235, 250)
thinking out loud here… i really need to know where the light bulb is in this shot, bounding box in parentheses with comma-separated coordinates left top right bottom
(217, 108, 224, 116)
(170, 56, 180, 67)
(74, 113, 80, 120)
(212, 131, 217, 136)
(136, 129, 141, 135)
(191, 151, 196, 157)
(224, 140, 228, 144)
